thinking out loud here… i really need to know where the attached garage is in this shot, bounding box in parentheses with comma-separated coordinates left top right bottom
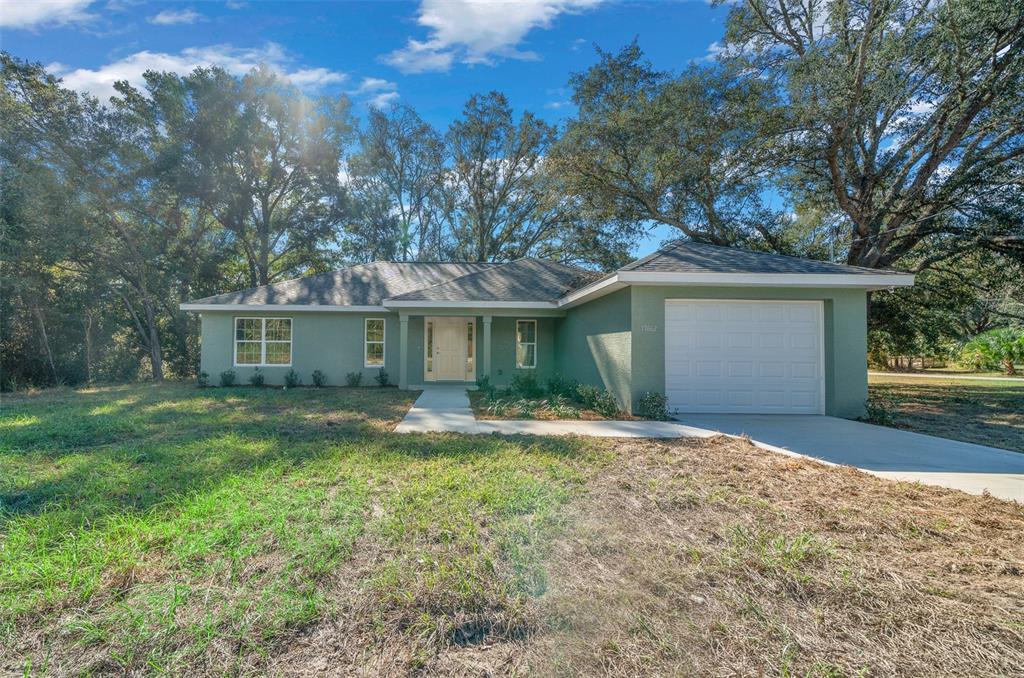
(664, 299, 825, 414)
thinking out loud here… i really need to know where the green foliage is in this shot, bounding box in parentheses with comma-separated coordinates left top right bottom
(510, 373, 543, 399)
(862, 394, 900, 427)
(960, 328, 1024, 375)
(196, 371, 209, 388)
(636, 391, 669, 420)
(475, 375, 496, 400)
(284, 369, 302, 388)
(375, 368, 390, 387)
(311, 370, 327, 388)
(575, 384, 619, 418)
(546, 373, 577, 398)
(248, 368, 265, 388)
(345, 371, 363, 387)
(218, 369, 236, 387)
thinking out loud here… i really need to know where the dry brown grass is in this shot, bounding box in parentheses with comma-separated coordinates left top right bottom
(523, 436, 1024, 677)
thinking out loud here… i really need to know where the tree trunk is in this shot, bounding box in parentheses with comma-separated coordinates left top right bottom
(32, 303, 58, 385)
(1004, 359, 1017, 376)
(83, 312, 94, 383)
(142, 297, 164, 382)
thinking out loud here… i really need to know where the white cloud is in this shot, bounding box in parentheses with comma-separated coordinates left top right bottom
(0, 0, 94, 28)
(383, 0, 603, 74)
(351, 77, 399, 108)
(50, 43, 346, 102)
(148, 8, 204, 25)
(225, 0, 247, 8)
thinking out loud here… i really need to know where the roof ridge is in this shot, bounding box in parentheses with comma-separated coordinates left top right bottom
(383, 260, 516, 301)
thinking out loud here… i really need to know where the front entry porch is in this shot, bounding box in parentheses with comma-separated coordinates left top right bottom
(398, 314, 495, 389)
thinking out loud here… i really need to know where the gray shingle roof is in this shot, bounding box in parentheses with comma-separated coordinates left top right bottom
(622, 241, 894, 275)
(386, 258, 598, 303)
(187, 262, 497, 306)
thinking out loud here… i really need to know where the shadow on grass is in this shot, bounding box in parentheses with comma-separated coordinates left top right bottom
(0, 383, 597, 530)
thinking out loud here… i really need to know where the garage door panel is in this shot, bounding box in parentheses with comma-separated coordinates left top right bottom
(665, 300, 824, 414)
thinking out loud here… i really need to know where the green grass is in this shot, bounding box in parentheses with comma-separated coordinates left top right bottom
(0, 383, 604, 674)
(868, 375, 1024, 452)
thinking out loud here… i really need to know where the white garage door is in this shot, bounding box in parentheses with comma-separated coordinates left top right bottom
(664, 300, 824, 414)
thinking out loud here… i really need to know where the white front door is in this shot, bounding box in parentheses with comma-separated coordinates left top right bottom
(428, 317, 472, 381)
(664, 300, 825, 414)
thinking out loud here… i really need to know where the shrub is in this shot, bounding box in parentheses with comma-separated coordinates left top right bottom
(375, 368, 390, 387)
(637, 391, 670, 420)
(592, 390, 619, 418)
(862, 394, 899, 427)
(475, 375, 495, 400)
(248, 368, 265, 388)
(576, 383, 618, 417)
(960, 328, 1024, 375)
(196, 371, 209, 388)
(510, 372, 543, 398)
(575, 384, 601, 409)
(546, 373, 577, 397)
(284, 369, 301, 388)
(345, 371, 363, 387)
(219, 369, 236, 387)
(311, 370, 327, 388)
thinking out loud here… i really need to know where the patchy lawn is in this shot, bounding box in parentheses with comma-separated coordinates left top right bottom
(2, 384, 1023, 676)
(869, 374, 1024, 452)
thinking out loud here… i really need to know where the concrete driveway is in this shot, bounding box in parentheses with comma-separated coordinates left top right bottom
(677, 414, 1024, 502)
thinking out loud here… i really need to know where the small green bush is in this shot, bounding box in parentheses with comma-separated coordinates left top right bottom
(862, 394, 898, 426)
(510, 372, 543, 398)
(345, 371, 363, 387)
(248, 368, 265, 388)
(219, 369, 236, 387)
(475, 375, 495, 400)
(284, 369, 301, 388)
(637, 391, 669, 420)
(575, 384, 600, 409)
(546, 373, 577, 397)
(196, 371, 210, 388)
(311, 370, 327, 387)
(375, 368, 390, 387)
(960, 328, 1024, 375)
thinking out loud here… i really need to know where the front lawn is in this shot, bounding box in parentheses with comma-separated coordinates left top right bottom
(868, 374, 1024, 452)
(3, 383, 1023, 676)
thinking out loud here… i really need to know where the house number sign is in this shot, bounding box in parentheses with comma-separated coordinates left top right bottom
(640, 324, 658, 332)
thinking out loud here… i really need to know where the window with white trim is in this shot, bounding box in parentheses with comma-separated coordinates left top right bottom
(515, 320, 536, 369)
(234, 317, 292, 366)
(365, 318, 385, 367)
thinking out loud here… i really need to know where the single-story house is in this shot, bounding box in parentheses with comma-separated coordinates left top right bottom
(180, 241, 914, 417)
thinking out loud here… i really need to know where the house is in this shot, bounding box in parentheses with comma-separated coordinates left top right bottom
(180, 241, 914, 417)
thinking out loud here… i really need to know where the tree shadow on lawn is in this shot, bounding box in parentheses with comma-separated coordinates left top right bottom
(871, 381, 1024, 452)
(0, 382, 597, 531)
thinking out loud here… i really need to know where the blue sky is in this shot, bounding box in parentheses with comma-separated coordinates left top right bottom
(1, 0, 731, 251)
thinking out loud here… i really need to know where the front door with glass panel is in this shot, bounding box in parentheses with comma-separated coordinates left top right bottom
(425, 317, 475, 381)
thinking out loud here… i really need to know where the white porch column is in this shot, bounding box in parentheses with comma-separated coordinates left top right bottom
(482, 315, 492, 380)
(398, 313, 409, 389)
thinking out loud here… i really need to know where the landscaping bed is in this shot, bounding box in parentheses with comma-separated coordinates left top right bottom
(470, 373, 664, 421)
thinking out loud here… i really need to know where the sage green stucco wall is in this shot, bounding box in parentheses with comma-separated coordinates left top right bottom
(489, 316, 556, 386)
(551, 288, 633, 410)
(627, 286, 868, 418)
(199, 311, 399, 386)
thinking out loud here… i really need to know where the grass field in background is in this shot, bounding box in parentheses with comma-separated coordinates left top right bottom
(869, 374, 1024, 452)
(3, 383, 1023, 676)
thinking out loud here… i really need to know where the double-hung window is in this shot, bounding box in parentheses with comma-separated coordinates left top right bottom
(365, 318, 385, 367)
(234, 318, 292, 366)
(515, 320, 536, 369)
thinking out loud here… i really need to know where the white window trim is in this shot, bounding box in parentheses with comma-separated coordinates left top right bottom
(515, 319, 537, 369)
(364, 317, 386, 368)
(233, 317, 293, 367)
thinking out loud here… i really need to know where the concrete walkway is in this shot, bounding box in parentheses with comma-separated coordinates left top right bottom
(396, 387, 1024, 502)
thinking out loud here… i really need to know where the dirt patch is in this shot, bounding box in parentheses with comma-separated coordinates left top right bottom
(525, 436, 1024, 676)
